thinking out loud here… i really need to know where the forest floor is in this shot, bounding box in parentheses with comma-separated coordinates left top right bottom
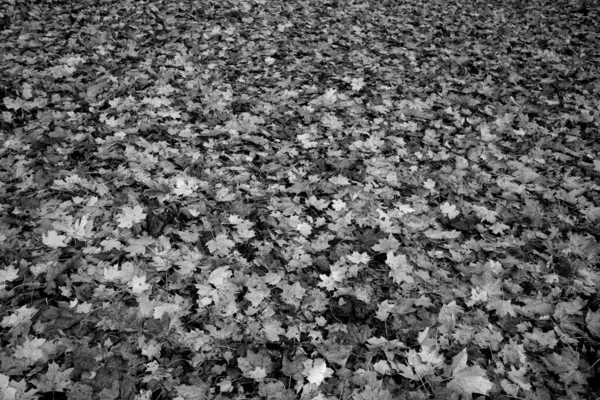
(1, 0, 600, 399)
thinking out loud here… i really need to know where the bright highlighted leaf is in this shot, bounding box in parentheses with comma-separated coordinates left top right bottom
(208, 266, 232, 286)
(0, 264, 19, 284)
(386, 252, 414, 284)
(129, 275, 151, 294)
(302, 358, 333, 385)
(423, 179, 436, 190)
(331, 199, 346, 211)
(350, 77, 365, 91)
(447, 349, 493, 399)
(247, 367, 267, 381)
(117, 205, 146, 229)
(329, 175, 350, 185)
(296, 222, 312, 237)
(74, 301, 93, 314)
(262, 319, 285, 342)
(42, 230, 68, 248)
(396, 203, 415, 215)
(440, 202, 460, 219)
(347, 252, 371, 264)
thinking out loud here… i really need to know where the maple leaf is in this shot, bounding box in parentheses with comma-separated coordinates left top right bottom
(349, 77, 366, 91)
(320, 88, 339, 106)
(280, 282, 307, 307)
(246, 367, 267, 381)
(317, 340, 353, 367)
(488, 299, 517, 317)
(329, 175, 350, 185)
(370, 104, 389, 114)
(302, 359, 333, 385)
(490, 222, 510, 234)
(347, 251, 371, 264)
(235, 221, 255, 240)
(372, 235, 401, 253)
(523, 328, 558, 349)
(473, 326, 503, 351)
(208, 266, 232, 286)
(586, 309, 600, 338)
(542, 347, 579, 375)
(0, 373, 39, 400)
(466, 287, 488, 306)
(406, 348, 436, 377)
(71, 300, 93, 314)
(206, 234, 235, 256)
(397, 363, 418, 380)
(506, 366, 532, 391)
(375, 300, 396, 321)
(395, 203, 415, 215)
(244, 288, 267, 308)
(447, 349, 493, 399)
(440, 202, 460, 219)
(331, 199, 346, 211)
(195, 284, 217, 306)
(321, 113, 344, 129)
(0, 374, 18, 400)
(307, 195, 329, 210)
(215, 187, 236, 202)
(423, 178, 436, 190)
(100, 238, 123, 251)
(103, 264, 124, 282)
(117, 205, 146, 229)
(125, 235, 155, 257)
(1, 306, 38, 328)
(297, 222, 312, 237)
(42, 230, 68, 248)
(176, 229, 200, 243)
(129, 275, 151, 295)
(14, 337, 49, 364)
(4, 97, 27, 110)
(471, 204, 496, 223)
(386, 252, 414, 284)
(0, 264, 19, 284)
(262, 319, 286, 342)
(153, 298, 184, 321)
(318, 274, 338, 291)
(373, 360, 392, 375)
(238, 349, 274, 382)
(30, 362, 73, 392)
(70, 214, 94, 239)
(480, 124, 498, 142)
(140, 336, 162, 359)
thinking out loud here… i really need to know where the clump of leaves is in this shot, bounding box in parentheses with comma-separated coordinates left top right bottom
(0, 0, 599, 399)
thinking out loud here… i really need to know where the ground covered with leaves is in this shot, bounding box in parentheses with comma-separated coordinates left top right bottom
(0, 0, 599, 399)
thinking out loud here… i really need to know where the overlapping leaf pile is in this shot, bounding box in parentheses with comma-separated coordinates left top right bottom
(1, 0, 599, 399)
